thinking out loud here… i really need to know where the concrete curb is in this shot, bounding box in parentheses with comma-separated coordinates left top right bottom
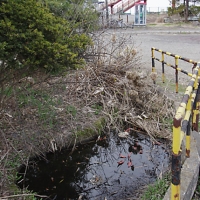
(109, 26, 200, 34)
(163, 131, 200, 200)
(121, 29, 200, 34)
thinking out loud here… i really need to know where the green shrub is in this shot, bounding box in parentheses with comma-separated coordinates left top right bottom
(0, 0, 92, 73)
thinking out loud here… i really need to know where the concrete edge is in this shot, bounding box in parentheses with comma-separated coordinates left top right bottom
(163, 131, 200, 200)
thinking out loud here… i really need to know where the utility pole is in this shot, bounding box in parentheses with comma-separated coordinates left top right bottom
(105, 0, 109, 26)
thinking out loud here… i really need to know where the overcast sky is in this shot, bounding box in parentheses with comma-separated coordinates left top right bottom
(147, 0, 170, 8)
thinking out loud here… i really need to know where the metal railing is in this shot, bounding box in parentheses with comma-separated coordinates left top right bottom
(99, 0, 122, 10)
(151, 47, 197, 92)
(108, 19, 128, 29)
(171, 64, 200, 199)
(113, 0, 141, 14)
(99, 0, 142, 14)
(151, 47, 200, 200)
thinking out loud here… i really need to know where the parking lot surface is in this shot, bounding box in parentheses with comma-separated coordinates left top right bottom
(109, 25, 200, 83)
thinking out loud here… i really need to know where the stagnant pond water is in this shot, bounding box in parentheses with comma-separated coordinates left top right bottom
(16, 132, 170, 200)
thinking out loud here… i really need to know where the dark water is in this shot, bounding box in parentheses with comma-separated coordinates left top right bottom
(16, 132, 170, 200)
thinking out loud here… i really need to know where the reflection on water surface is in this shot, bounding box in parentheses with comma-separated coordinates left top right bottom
(17, 132, 169, 200)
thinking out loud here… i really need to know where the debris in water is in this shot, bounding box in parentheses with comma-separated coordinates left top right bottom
(78, 195, 83, 200)
(118, 131, 129, 138)
(16, 132, 169, 199)
(96, 135, 107, 142)
(59, 179, 64, 183)
(137, 145, 142, 151)
(117, 160, 125, 166)
(132, 145, 137, 150)
(153, 141, 161, 145)
(111, 191, 118, 195)
(134, 139, 139, 146)
(96, 135, 101, 142)
(128, 152, 132, 160)
(124, 128, 131, 133)
(119, 154, 126, 158)
(75, 167, 80, 174)
(127, 159, 133, 168)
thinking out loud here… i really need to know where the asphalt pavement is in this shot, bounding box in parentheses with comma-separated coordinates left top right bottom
(108, 24, 200, 83)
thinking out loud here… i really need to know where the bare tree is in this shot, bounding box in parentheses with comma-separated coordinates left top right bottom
(185, 0, 189, 22)
(172, 0, 176, 8)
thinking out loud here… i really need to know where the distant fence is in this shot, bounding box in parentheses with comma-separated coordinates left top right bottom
(151, 47, 200, 200)
(98, 14, 135, 28)
(147, 7, 168, 14)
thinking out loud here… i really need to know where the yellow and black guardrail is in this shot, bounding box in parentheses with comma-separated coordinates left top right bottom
(171, 65, 200, 199)
(151, 47, 200, 200)
(151, 47, 197, 93)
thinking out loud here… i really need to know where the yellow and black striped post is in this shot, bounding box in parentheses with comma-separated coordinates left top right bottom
(162, 52, 165, 83)
(182, 94, 192, 158)
(186, 115, 191, 157)
(172, 113, 182, 200)
(192, 64, 200, 131)
(175, 55, 179, 93)
(151, 47, 156, 84)
(195, 63, 200, 132)
(196, 86, 200, 132)
(171, 65, 200, 199)
(171, 152, 181, 200)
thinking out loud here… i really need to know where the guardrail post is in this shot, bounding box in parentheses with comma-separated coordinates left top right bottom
(196, 85, 200, 132)
(192, 67, 200, 131)
(186, 115, 191, 157)
(192, 92, 198, 132)
(181, 91, 192, 158)
(151, 47, 156, 84)
(185, 94, 192, 157)
(195, 66, 200, 132)
(193, 85, 200, 132)
(171, 116, 182, 200)
(162, 52, 165, 83)
(171, 152, 181, 200)
(175, 55, 179, 93)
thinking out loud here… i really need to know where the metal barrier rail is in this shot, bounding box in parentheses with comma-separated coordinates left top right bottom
(151, 47, 200, 199)
(151, 47, 197, 93)
(171, 63, 200, 199)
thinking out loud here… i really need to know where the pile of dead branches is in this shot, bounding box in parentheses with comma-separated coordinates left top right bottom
(63, 31, 175, 140)
(0, 31, 175, 156)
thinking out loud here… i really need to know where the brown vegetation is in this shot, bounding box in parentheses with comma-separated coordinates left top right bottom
(0, 31, 175, 197)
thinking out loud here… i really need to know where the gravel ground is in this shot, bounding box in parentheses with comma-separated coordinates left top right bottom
(108, 24, 200, 83)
